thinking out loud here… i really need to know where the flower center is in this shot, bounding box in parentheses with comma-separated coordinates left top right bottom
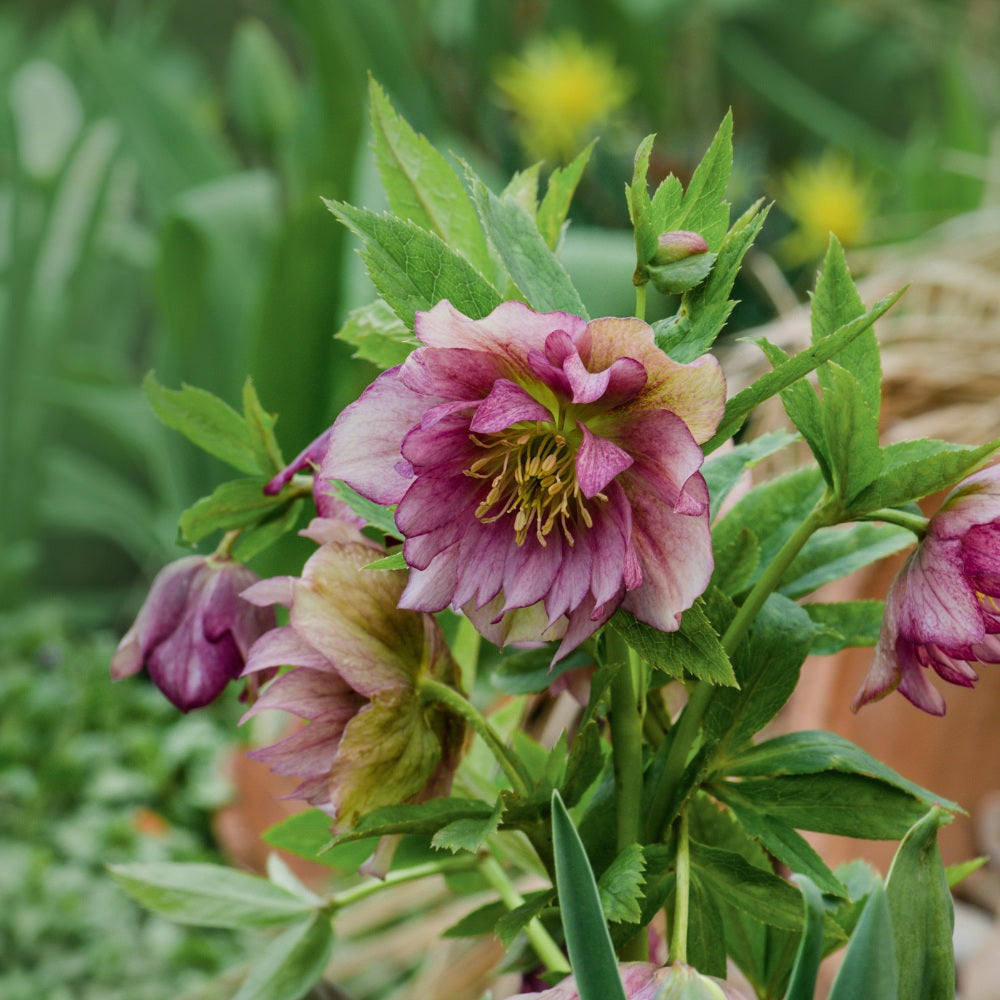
(465, 423, 602, 546)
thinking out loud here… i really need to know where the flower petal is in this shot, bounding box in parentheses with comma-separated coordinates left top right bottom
(575, 423, 633, 498)
(469, 379, 552, 433)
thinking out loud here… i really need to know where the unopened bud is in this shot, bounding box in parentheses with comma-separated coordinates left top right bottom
(653, 230, 709, 265)
(646, 230, 716, 295)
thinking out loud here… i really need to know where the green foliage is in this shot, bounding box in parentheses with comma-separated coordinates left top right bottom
(335, 299, 417, 371)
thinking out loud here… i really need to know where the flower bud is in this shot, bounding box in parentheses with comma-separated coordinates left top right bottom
(646, 231, 715, 295)
(509, 962, 750, 999)
(112, 555, 275, 712)
(653, 231, 709, 266)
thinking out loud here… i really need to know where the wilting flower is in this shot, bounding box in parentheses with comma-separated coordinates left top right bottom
(323, 300, 725, 659)
(111, 554, 275, 712)
(494, 33, 633, 162)
(509, 962, 750, 999)
(240, 519, 464, 831)
(854, 465, 1000, 715)
(777, 151, 874, 263)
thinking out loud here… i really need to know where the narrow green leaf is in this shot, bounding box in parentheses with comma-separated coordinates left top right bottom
(329, 481, 401, 539)
(143, 373, 260, 475)
(241, 378, 284, 477)
(827, 881, 898, 1000)
(597, 844, 646, 925)
(178, 477, 287, 543)
(886, 806, 955, 1000)
(470, 177, 589, 317)
(335, 299, 418, 371)
(232, 912, 334, 1000)
(702, 429, 799, 521)
(803, 600, 885, 656)
(368, 77, 492, 275)
(550, 791, 627, 1000)
(946, 855, 989, 888)
(494, 890, 558, 948)
(821, 362, 882, 503)
(326, 201, 502, 328)
(626, 134, 657, 263)
(108, 862, 314, 928)
(365, 551, 407, 571)
(704, 287, 905, 452)
(784, 875, 827, 1000)
(537, 143, 595, 250)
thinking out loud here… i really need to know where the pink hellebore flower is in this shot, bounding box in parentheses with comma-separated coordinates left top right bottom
(509, 962, 750, 999)
(323, 300, 725, 658)
(111, 555, 275, 712)
(854, 465, 1000, 715)
(240, 520, 464, 832)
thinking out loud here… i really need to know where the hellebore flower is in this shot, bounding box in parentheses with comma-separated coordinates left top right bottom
(854, 465, 1000, 715)
(323, 300, 725, 659)
(240, 519, 464, 832)
(509, 962, 751, 999)
(111, 555, 275, 712)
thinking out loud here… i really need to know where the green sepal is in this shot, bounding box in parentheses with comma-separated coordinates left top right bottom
(646, 250, 716, 295)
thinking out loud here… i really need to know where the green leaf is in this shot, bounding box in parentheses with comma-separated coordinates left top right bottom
(711, 527, 761, 597)
(335, 299, 418, 370)
(537, 143, 595, 250)
(704, 594, 815, 753)
(365, 551, 407, 571)
(263, 810, 339, 866)
(550, 790, 627, 1000)
(686, 873, 729, 979)
(626, 134, 657, 264)
(703, 287, 904, 452)
(702, 430, 799, 521)
(108, 862, 314, 928)
(494, 890, 558, 948)
(329, 481, 402, 539)
(886, 806, 955, 1000)
(232, 499, 305, 562)
(368, 77, 492, 275)
(945, 855, 988, 889)
(646, 250, 717, 296)
(326, 201, 502, 328)
(611, 601, 737, 687)
(821, 362, 883, 503)
(848, 437, 1000, 514)
(804, 600, 885, 655)
(784, 875, 828, 1000)
(491, 646, 594, 696)
(779, 522, 914, 599)
(690, 840, 805, 931)
(232, 912, 334, 1000)
(721, 730, 959, 812)
(241, 378, 284, 476)
(715, 772, 932, 840)
(469, 176, 589, 317)
(143, 373, 261, 475)
(431, 798, 504, 854)
(327, 798, 494, 845)
(597, 844, 646, 925)
(178, 477, 288, 543)
(561, 720, 607, 808)
(827, 881, 898, 1000)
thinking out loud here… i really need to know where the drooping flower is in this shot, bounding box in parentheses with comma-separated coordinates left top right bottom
(323, 300, 725, 659)
(509, 962, 750, 999)
(854, 465, 1000, 715)
(111, 554, 275, 712)
(494, 33, 633, 162)
(240, 519, 464, 832)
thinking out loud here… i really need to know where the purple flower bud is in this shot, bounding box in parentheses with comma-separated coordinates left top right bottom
(112, 555, 276, 712)
(509, 962, 751, 999)
(653, 230, 709, 266)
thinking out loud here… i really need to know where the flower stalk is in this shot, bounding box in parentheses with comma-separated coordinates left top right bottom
(670, 809, 691, 965)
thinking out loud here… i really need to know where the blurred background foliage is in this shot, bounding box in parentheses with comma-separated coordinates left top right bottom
(1, 0, 998, 995)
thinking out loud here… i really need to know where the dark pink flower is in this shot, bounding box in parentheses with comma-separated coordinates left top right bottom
(854, 465, 1000, 715)
(509, 962, 750, 999)
(322, 300, 725, 658)
(111, 555, 275, 711)
(240, 519, 464, 832)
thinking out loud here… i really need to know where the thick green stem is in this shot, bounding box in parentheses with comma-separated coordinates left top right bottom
(862, 507, 928, 538)
(419, 678, 533, 799)
(635, 281, 648, 321)
(670, 809, 691, 964)
(479, 853, 571, 974)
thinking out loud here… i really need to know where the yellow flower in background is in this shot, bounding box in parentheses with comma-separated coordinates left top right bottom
(778, 152, 875, 263)
(494, 33, 633, 162)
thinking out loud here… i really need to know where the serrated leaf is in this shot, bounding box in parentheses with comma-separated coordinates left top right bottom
(326, 201, 502, 328)
(232, 912, 333, 1000)
(827, 881, 898, 1000)
(611, 602, 737, 687)
(703, 287, 905, 452)
(242, 378, 284, 476)
(143, 373, 260, 474)
(108, 862, 314, 928)
(232, 499, 304, 562)
(329, 481, 401, 539)
(550, 791, 627, 1000)
(626, 134, 657, 263)
(502, 162, 542, 217)
(821, 362, 882, 503)
(702, 429, 799, 521)
(469, 176, 589, 317)
(335, 299, 418, 370)
(494, 889, 558, 948)
(803, 600, 885, 655)
(178, 477, 287, 543)
(886, 806, 955, 1000)
(537, 142, 594, 250)
(369, 77, 492, 275)
(431, 797, 503, 854)
(597, 844, 646, 925)
(326, 798, 493, 846)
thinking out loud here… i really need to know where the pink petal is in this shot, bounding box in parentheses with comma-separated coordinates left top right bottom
(399, 547, 461, 613)
(242, 665, 362, 722)
(933, 464, 1000, 538)
(242, 626, 332, 677)
(469, 379, 552, 433)
(241, 576, 296, 609)
(399, 346, 504, 400)
(248, 718, 346, 778)
(575, 423, 634, 498)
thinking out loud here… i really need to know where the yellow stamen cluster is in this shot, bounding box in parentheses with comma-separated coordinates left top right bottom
(465, 423, 602, 546)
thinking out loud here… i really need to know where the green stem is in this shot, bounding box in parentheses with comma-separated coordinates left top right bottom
(330, 856, 477, 910)
(479, 853, 571, 974)
(213, 530, 241, 559)
(419, 678, 533, 799)
(635, 281, 648, 321)
(607, 629, 649, 961)
(670, 809, 690, 964)
(862, 507, 928, 538)
(645, 499, 835, 840)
